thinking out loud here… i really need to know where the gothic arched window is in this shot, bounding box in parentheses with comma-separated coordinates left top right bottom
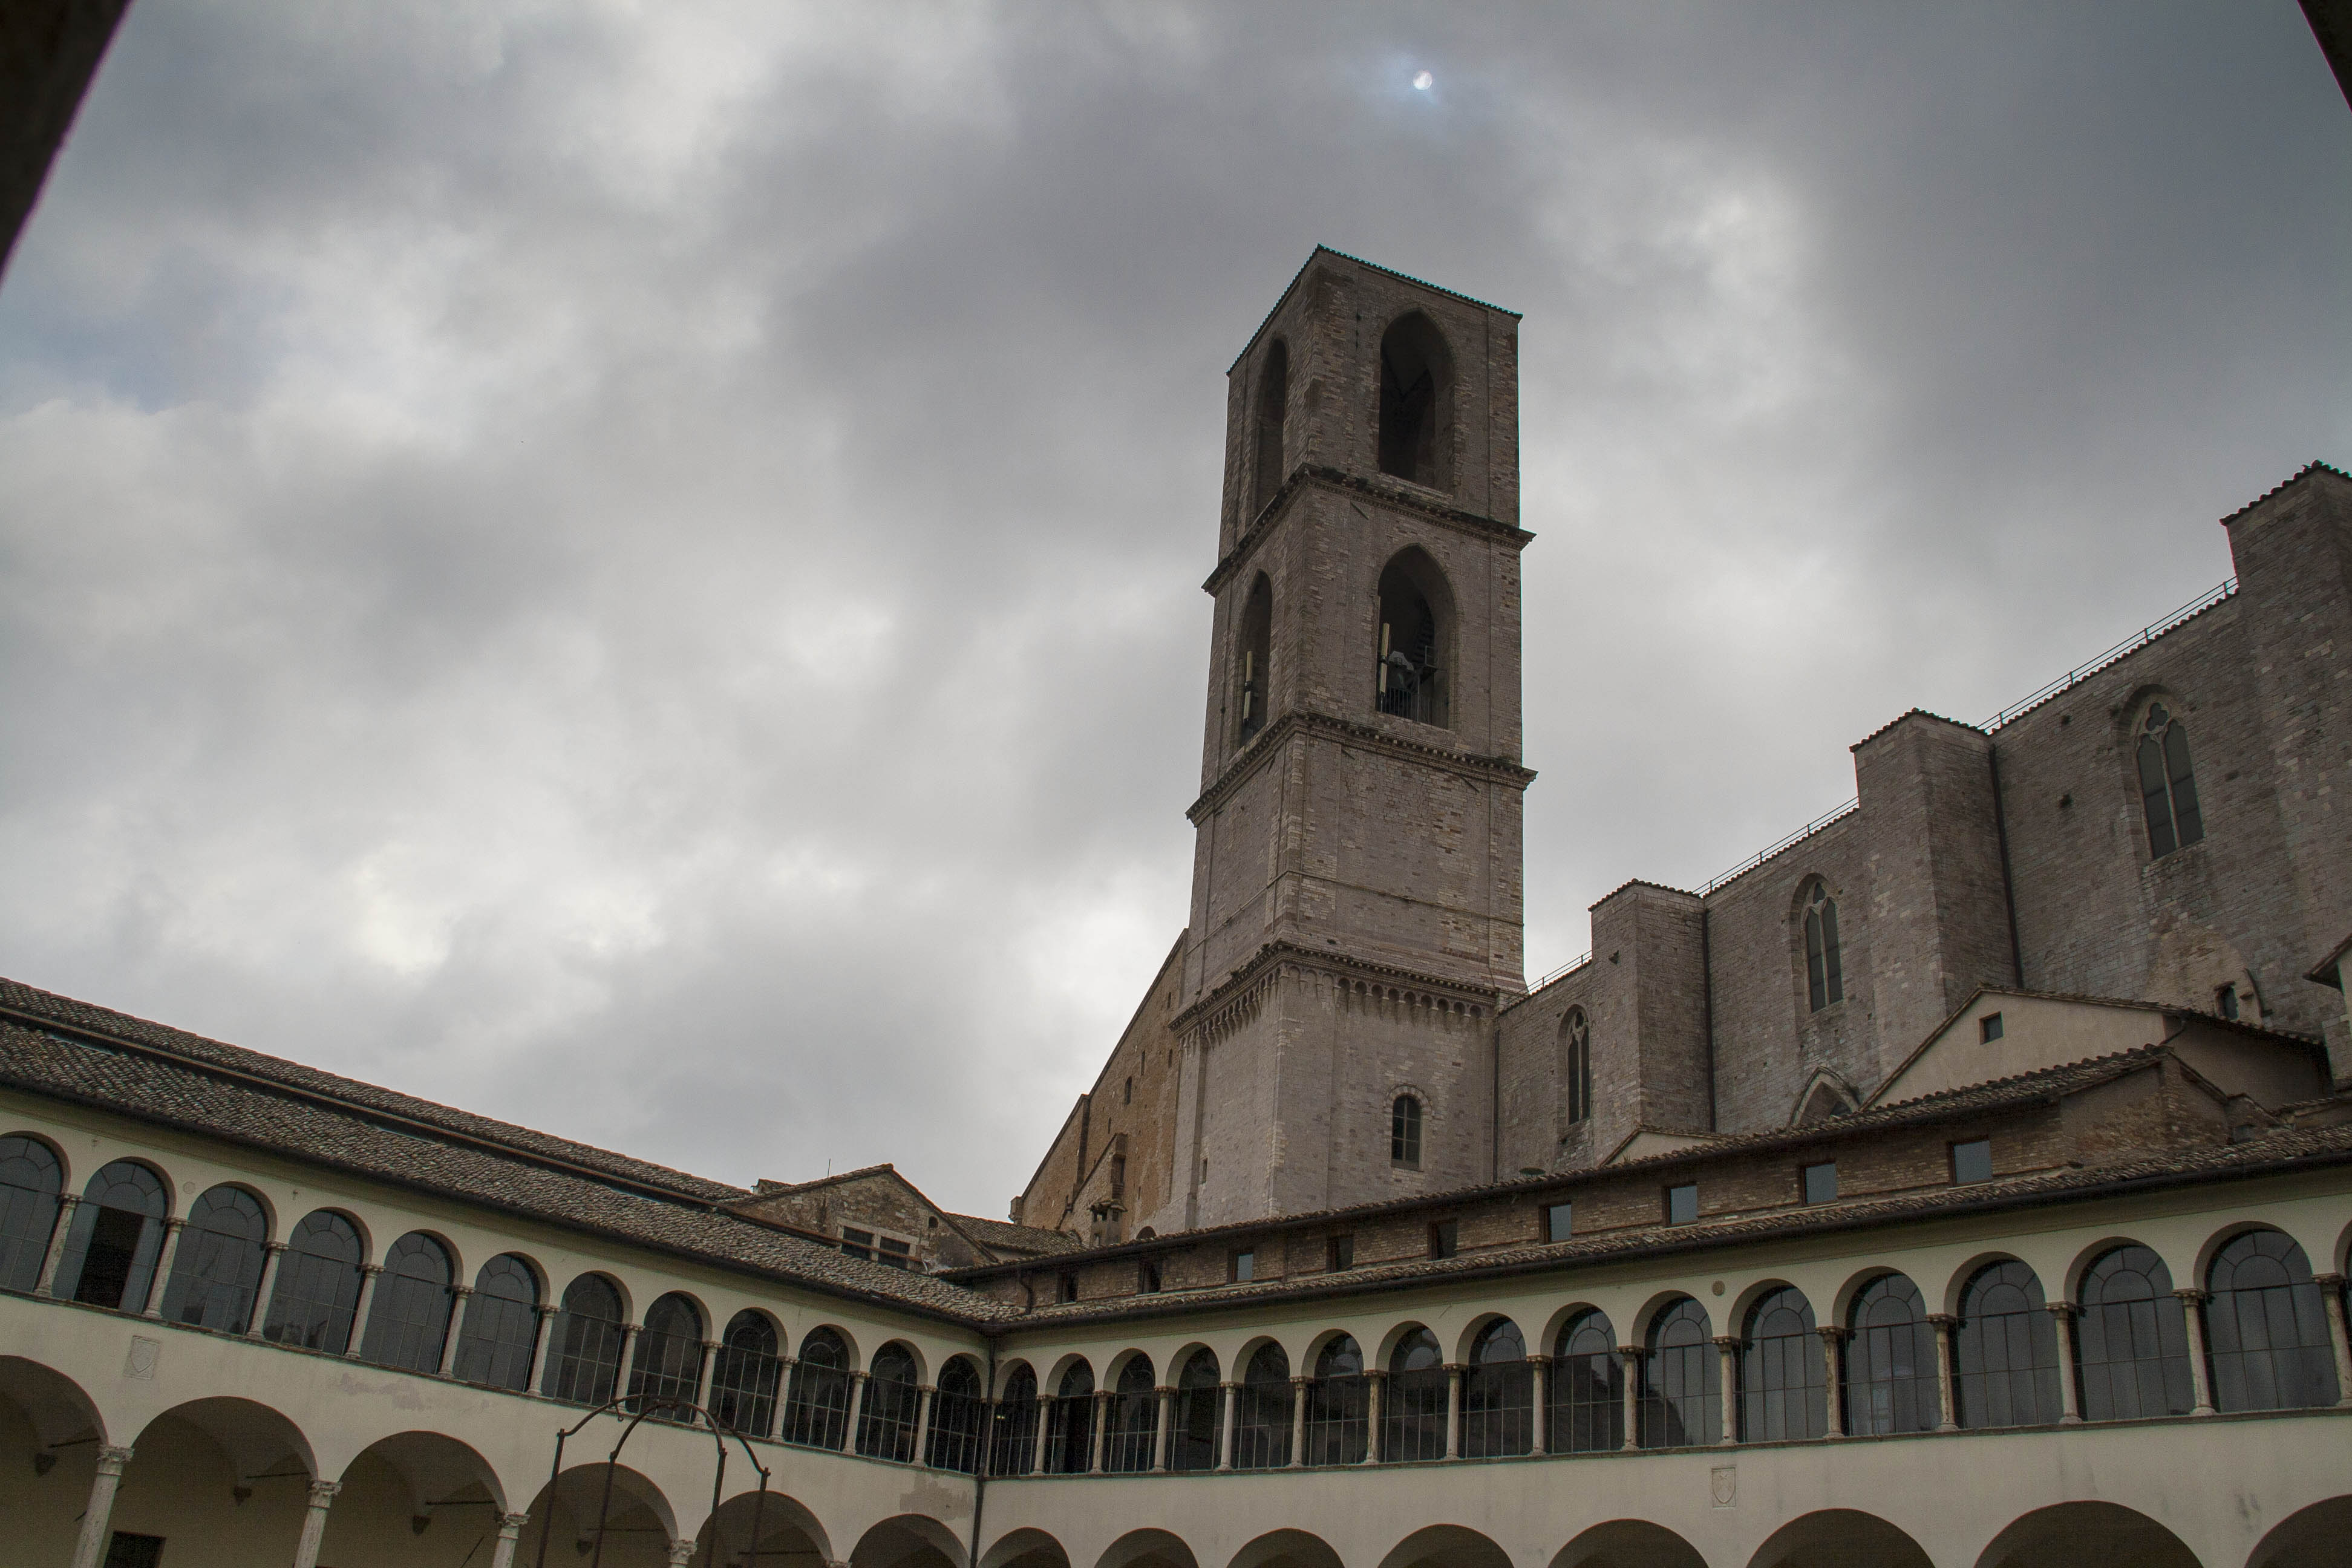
(988, 1363, 1040, 1476)
(858, 1341, 923, 1462)
(1803, 881, 1844, 1011)
(158, 1184, 267, 1333)
(630, 1291, 706, 1414)
(2206, 1229, 2339, 1411)
(1237, 573, 1273, 745)
(1171, 1348, 1221, 1471)
(1377, 312, 1452, 489)
(1375, 549, 1451, 728)
(1390, 1094, 1424, 1169)
(1563, 1008, 1593, 1125)
(1550, 1308, 1624, 1452)
(1844, 1273, 1937, 1435)
(452, 1253, 540, 1392)
(361, 1232, 454, 1374)
(2076, 1244, 2195, 1420)
(2136, 701, 2204, 857)
(1386, 1326, 1448, 1462)
(1953, 1259, 2060, 1428)
(1462, 1318, 1533, 1457)
(264, 1210, 365, 1354)
(785, 1327, 854, 1449)
(1740, 1286, 1824, 1441)
(1639, 1298, 1717, 1448)
(1105, 1354, 1158, 1472)
(542, 1273, 627, 1406)
(710, 1311, 783, 1440)
(0, 1135, 63, 1293)
(1253, 339, 1289, 515)
(59, 1158, 168, 1312)
(1306, 1334, 1368, 1466)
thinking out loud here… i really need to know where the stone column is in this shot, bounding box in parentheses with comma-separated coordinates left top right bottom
(913, 1385, 936, 1465)
(1216, 1382, 1238, 1471)
(693, 1341, 719, 1419)
(344, 1266, 384, 1359)
(1030, 1394, 1054, 1475)
(1817, 1328, 1848, 1438)
(1088, 1388, 1109, 1474)
(248, 1243, 289, 1338)
(1443, 1364, 1463, 1460)
(1616, 1348, 1642, 1450)
(141, 1218, 187, 1318)
(528, 1305, 560, 1390)
(1712, 1338, 1740, 1445)
(1151, 1387, 1173, 1472)
(2047, 1304, 2082, 1424)
(666, 1540, 697, 1567)
(64, 1444, 132, 1568)
(439, 1287, 474, 1376)
(1528, 1354, 1550, 1457)
(844, 1371, 869, 1453)
(2314, 1275, 2352, 1407)
(36, 1194, 80, 1296)
(1363, 1370, 1385, 1465)
(1288, 1376, 1309, 1467)
(291, 1478, 341, 1568)
(617, 1324, 644, 1403)
(486, 1512, 529, 1568)
(2175, 1289, 2218, 1416)
(1926, 1315, 1960, 1431)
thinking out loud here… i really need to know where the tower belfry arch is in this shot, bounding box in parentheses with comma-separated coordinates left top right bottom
(1157, 249, 1534, 1230)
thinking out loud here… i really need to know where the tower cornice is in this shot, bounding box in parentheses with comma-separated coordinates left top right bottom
(1172, 938, 1511, 1041)
(1203, 465, 1534, 598)
(1186, 707, 1536, 826)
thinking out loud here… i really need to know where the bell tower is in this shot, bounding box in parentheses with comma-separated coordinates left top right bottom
(1161, 249, 1533, 1230)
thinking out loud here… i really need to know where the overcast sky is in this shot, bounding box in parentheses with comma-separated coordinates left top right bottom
(1, 2, 2345, 1218)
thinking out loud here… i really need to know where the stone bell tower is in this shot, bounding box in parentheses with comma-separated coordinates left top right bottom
(1163, 249, 1533, 1230)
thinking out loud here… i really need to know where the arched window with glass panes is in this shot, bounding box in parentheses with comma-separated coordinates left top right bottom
(1105, 1355, 1157, 1472)
(1049, 1361, 1096, 1474)
(1549, 1309, 1622, 1452)
(710, 1312, 783, 1439)
(1844, 1273, 1936, 1436)
(2135, 699, 2204, 858)
(1462, 1318, 1532, 1457)
(784, 1327, 854, 1449)
(2205, 1229, 2339, 1411)
(1391, 1094, 1423, 1169)
(1232, 1344, 1291, 1469)
(1385, 1327, 1448, 1462)
(542, 1274, 627, 1406)
(927, 1356, 986, 1474)
(360, 1232, 454, 1374)
(1563, 1009, 1592, 1125)
(630, 1292, 705, 1416)
(1740, 1286, 1824, 1441)
(2076, 1244, 2195, 1420)
(452, 1253, 540, 1391)
(58, 1159, 168, 1312)
(1802, 880, 1844, 1011)
(1953, 1260, 2062, 1427)
(264, 1210, 365, 1354)
(857, 1342, 923, 1461)
(158, 1185, 268, 1334)
(1169, 1348, 1221, 1471)
(0, 1135, 64, 1293)
(1305, 1336, 1368, 1465)
(1639, 1298, 1717, 1448)
(988, 1364, 1040, 1477)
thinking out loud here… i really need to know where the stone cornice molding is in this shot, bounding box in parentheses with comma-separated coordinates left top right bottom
(1188, 709, 1535, 826)
(1174, 941, 1507, 1043)
(1204, 466, 1534, 596)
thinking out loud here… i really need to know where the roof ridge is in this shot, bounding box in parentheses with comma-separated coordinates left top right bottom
(2217, 459, 2350, 527)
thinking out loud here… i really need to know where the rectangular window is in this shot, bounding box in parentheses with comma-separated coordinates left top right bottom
(103, 1537, 165, 1568)
(1951, 1139, 1993, 1184)
(1230, 1250, 1255, 1282)
(840, 1227, 874, 1261)
(2216, 984, 2239, 1021)
(1802, 1161, 1838, 1204)
(1546, 1202, 1573, 1243)
(1666, 1184, 1698, 1225)
(1979, 1011, 2004, 1042)
(1428, 1221, 1458, 1259)
(1138, 1258, 1163, 1293)
(1058, 1273, 1079, 1303)
(878, 1236, 913, 1270)
(1327, 1235, 1354, 1272)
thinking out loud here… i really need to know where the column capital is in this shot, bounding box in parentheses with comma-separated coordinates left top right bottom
(1218, 1380, 1241, 1391)
(1289, 1374, 1313, 1388)
(2172, 1287, 2212, 1305)
(264, 1240, 291, 1256)
(850, 1369, 871, 1384)
(1926, 1314, 1960, 1329)
(2313, 1272, 2347, 1289)
(450, 1285, 474, 1300)
(2045, 1301, 2082, 1321)
(534, 1303, 560, 1319)
(1442, 1362, 1467, 1376)
(1364, 1368, 1389, 1383)
(917, 1383, 939, 1396)
(358, 1263, 385, 1278)
(1615, 1345, 1644, 1361)
(307, 1478, 342, 1506)
(95, 1444, 134, 1472)
(1815, 1325, 1852, 1344)
(1527, 1353, 1555, 1367)
(161, 1216, 187, 1233)
(498, 1512, 529, 1534)
(1710, 1336, 1742, 1350)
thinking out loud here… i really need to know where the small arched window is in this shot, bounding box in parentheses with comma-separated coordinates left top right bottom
(988, 1364, 1040, 1477)
(1385, 1326, 1447, 1462)
(58, 1158, 168, 1312)
(1740, 1287, 1824, 1441)
(1253, 339, 1289, 515)
(2136, 701, 2204, 858)
(1390, 1094, 1423, 1169)
(2076, 1245, 2195, 1420)
(362, 1232, 455, 1374)
(1550, 1309, 1623, 1453)
(1462, 1318, 1532, 1458)
(1803, 881, 1844, 1011)
(630, 1292, 706, 1414)
(264, 1210, 365, 1354)
(858, 1342, 924, 1462)
(929, 1356, 987, 1473)
(1563, 1009, 1593, 1125)
(1639, 1299, 1717, 1448)
(158, 1185, 268, 1333)
(1237, 574, 1273, 745)
(1844, 1273, 1936, 1435)
(452, 1254, 541, 1392)
(784, 1327, 854, 1449)
(711, 1311, 783, 1439)
(543, 1273, 627, 1405)
(1375, 550, 1450, 728)
(1171, 1348, 1221, 1472)
(1377, 313, 1452, 489)
(1953, 1260, 2060, 1428)
(2206, 1229, 2339, 1411)
(0, 1135, 64, 1293)
(1306, 1335, 1368, 1466)
(1105, 1355, 1158, 1472)
(1050, 1359, 1096, 1474)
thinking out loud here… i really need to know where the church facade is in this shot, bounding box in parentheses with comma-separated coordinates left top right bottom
(3, 254, 2351, 1568)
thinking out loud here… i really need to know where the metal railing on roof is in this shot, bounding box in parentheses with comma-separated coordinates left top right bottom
(1980, 577, 2235, 732)
(1697, 798, 1861, 897)
(1527, 952, 1592, 993)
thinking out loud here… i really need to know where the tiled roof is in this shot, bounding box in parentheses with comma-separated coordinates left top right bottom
(0, 978, 746, 1204)
(0, 1018, 1014, 1323)
(2217, 460, 2348, 527)
(950, 1215, 1086, 1257)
